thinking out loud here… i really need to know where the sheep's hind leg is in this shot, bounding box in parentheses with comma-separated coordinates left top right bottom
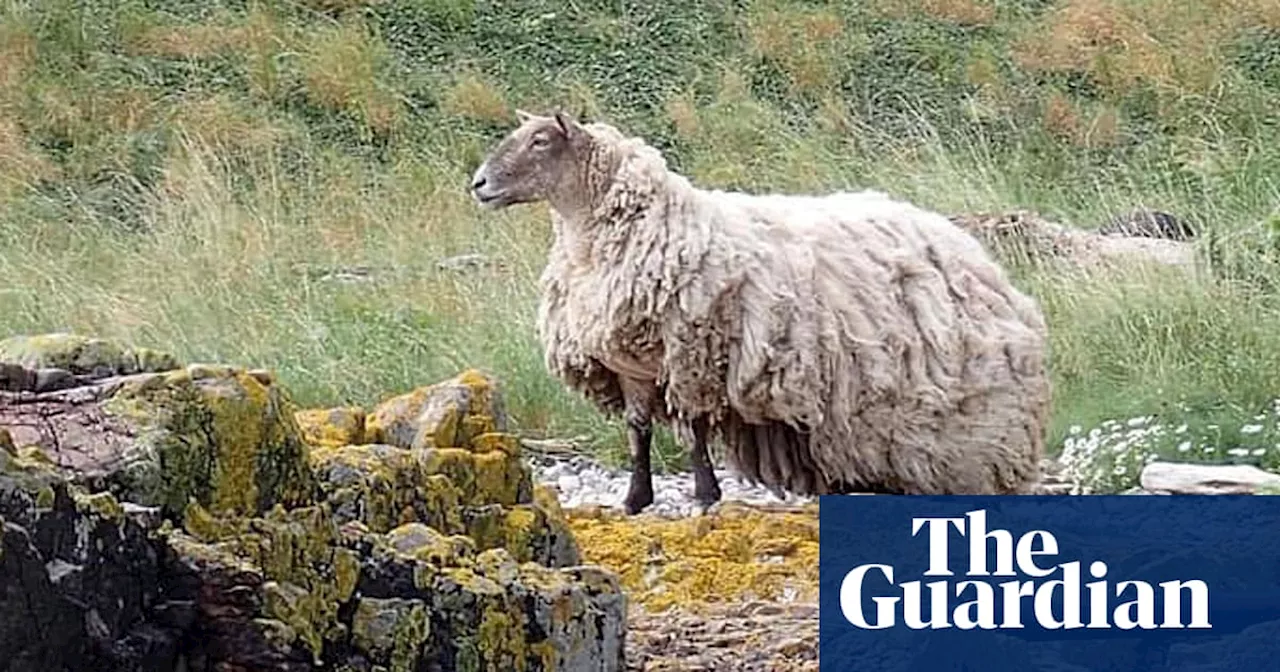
(689, 415, 722, 512)
(620, 376, 658, 515)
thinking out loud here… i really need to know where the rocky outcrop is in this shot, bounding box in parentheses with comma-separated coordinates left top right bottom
(950, 210, 1197, 274)
(0, 333, 625, 672)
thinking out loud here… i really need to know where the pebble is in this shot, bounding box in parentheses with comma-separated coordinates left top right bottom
(527, 452, 812, 518)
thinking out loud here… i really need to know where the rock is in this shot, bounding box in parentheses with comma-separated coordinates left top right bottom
(366, 369, 509, 450)
(949, 210, 1197, 274)
(1139, 461, 1280, 494)
(0, 333, 179, 379)
(437, 253, 492, 272)
(0, 333, 624, 671)
(1098, 208, 1194, 241)
(626, 601, 816, 672)
(0, 360, 319, 520)
(309, 439, 580, 567)
(1, 459, 177, 671)
(294, 406, 366, 447)
(351, 530, 626, 671)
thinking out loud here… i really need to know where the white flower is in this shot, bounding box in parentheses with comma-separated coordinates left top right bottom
(1228, 448, 1249, 457)
(1175, 424, 1188, 434)
(1242, 424, 1265, 435)
(1253, 449, 1268, 457)
(1177, 441, 1192, 452)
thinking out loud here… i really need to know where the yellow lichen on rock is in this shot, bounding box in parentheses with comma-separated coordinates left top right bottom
(365, 369, 508, 450)
(310, 443, 464, 534)
(0, 332, 180, 377)
(295, 406, 366, 447)
(102, 364, 318, 519)
(184, 502, 361, 663)
(386, 521, 477, 567)
(566, 502, 820, 612)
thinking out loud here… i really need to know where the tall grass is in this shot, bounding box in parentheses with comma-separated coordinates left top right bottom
(2, 0, 1279, 477)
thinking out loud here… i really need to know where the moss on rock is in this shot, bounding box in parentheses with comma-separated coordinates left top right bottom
(310, 443, 467, 534)
(103, 364, 319, 519)
(174, 501, 360, 662)
(0, 333, 179, 377)
(3, 338, 623, 671)
(351, 596, 432, 671)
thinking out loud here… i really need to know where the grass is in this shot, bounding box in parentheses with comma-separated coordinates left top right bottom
(2, 0, 1280, 483)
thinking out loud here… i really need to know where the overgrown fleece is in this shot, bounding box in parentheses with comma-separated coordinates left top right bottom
(2, 0, 1280, 473)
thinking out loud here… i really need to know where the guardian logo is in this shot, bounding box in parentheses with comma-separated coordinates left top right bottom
(818, 496, 1280, 672)
(838, 509, 1211, 631)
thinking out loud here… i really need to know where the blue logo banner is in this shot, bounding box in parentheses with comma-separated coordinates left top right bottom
(819, 495, 1280, 671)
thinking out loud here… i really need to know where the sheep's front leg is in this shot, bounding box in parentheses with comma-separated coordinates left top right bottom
(689, 415, 722, 511)
(619, 376, 658, 515)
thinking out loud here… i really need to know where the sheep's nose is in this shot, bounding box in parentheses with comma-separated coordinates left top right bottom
(471, 175, 487, 191)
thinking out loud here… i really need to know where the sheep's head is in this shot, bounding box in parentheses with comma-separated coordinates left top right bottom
(470, 109, 589, 210)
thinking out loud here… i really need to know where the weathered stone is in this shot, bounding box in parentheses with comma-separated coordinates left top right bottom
(308, 438, 577, 567)
(0, 361, 319, 519)
(626, 601, 817, 672)
(366, 369, 508, 450)
(950, 210, 1197, 274)
(295, 406, 366, 448)
(0, 470, 178, 672)
(310, 443, 465, 535)
(1139, 461, 1280, 494)
(354, 530, 626, 672)
(349, 596, 431, 669)
(0, 333, 179, 379)
(1098, 208, 1195, 241)
(0, 334, 623, 671)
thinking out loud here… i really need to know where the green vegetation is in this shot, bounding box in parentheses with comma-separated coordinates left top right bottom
(2, 0, 1280, 479)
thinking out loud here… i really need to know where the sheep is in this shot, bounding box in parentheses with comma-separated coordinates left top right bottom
(469, 109, 1052, 514)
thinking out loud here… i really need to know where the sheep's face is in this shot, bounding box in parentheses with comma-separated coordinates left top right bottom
(470, 110, 581, 210)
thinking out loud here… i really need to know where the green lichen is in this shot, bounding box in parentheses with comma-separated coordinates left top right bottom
(73, 491, 124, 523)
(420, 448, 477, 501)
(351, 597, 431, 672)
(242, 505, 360, 660)
(476, 606, 529, 672)
(0, 333, 179, 376)
(103, 365, 318, 519)
(309, 444, 465, 534)
(175, 503, 360, 663)
(471, 445, 530, 507)
(1, 446, 63, 510)
(386, 522, 476, 567)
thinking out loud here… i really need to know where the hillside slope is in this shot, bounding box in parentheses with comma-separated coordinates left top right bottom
(2, 0, 1280, 477)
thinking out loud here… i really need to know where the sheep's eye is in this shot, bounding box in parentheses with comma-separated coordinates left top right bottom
(531, 134, 550, 149)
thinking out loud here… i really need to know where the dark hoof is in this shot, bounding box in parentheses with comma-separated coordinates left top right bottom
(694, 478, 722, 508)
(623, 487, 654, 515)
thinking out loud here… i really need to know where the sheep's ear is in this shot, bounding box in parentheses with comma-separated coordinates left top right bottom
(515, 109, 535, 124)
(553, 109, 580, 137)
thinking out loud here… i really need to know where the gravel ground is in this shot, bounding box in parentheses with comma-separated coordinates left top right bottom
(526, 450, 1076, 517)
(526, 451, 813, 517)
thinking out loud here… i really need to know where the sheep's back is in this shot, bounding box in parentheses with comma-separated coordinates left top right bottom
(690, 188, 1049, 494)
